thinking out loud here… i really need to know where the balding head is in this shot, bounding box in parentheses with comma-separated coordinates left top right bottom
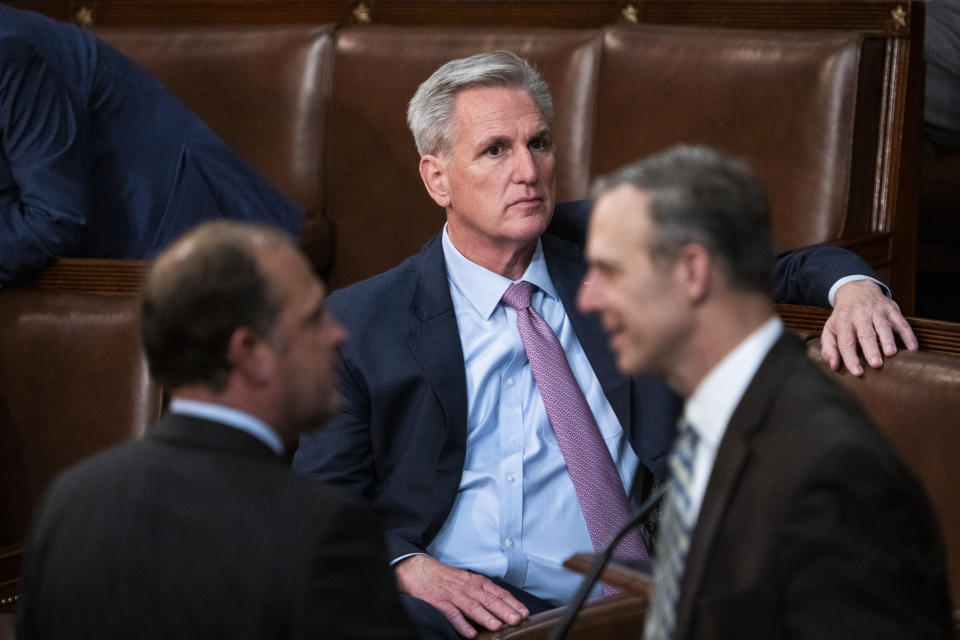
(141, 221, 295, 391)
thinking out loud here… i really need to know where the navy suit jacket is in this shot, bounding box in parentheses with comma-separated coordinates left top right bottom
(293, 200, 877, 561)
(0, 6, 303, 282)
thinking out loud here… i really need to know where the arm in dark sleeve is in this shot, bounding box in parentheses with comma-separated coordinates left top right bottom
(772, 244, 881, 309)
(292, 348, 427, 561)
(293, 348, 376, 496)
(300, 498, 418, 640)
(554, 200, 884, 311)
(0, 41, 89, 282)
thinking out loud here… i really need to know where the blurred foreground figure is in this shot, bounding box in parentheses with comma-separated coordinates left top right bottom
(578, 145, 953, 640)
(16, 221, 415, 640)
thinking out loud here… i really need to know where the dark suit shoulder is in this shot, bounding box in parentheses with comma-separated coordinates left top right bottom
(689, 333, 952, 639)
(546, 199, 591, 242)
(756, 336, 889, 448)
(326, 236, 436, 325)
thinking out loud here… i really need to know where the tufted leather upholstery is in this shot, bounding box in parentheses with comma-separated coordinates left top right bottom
(93, 19, 919, 297)
(0, 290, 162, 546)
(594, 26, 871, 253)
(0, 288, 163, 612)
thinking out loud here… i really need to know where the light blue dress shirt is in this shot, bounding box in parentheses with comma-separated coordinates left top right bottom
(426, 226, 640, 605)
(168, 397, 285, 456)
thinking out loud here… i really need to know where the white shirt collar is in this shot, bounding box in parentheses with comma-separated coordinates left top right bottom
(683, 316, 784, 449)
(441, 224, 558, 319)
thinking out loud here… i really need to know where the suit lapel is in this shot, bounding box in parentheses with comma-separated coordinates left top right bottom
(402, 230, 629, 458)
(404, 235, 469, 454)
(675, 333, 799, 638)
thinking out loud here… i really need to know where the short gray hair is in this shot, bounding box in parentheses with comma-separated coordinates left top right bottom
(407, 50, 554, 157)
(592, 145, 775, 294)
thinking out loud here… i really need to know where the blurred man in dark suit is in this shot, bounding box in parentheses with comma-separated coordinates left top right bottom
(16, 221, 416, 640)
(579, 145, 953, 639)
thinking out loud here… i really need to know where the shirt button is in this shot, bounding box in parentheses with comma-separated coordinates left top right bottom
(505, 538, 515, 548)
(508, 435, 518, 445)
(506, 377, 515, 386)
(507, 473, 517, 483)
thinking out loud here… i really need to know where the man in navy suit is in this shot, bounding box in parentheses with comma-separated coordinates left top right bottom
(17, 221, 415, 639)
(0, 5, 303, 283)
(293, 51, 918, 638)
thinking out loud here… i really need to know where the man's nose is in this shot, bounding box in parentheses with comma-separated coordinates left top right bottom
(511, 147, 538, 183)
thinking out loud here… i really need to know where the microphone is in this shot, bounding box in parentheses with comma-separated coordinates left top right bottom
(546, 480, 671, 640)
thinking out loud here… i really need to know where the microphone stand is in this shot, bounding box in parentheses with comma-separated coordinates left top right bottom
(546, 480, 671, 640)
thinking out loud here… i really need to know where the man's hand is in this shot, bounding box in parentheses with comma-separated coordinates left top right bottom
(394, 554, 530, 638)
(821, 279, 918, 376)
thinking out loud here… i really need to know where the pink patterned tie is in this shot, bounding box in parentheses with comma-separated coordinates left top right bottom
(502, 281, 648, 570)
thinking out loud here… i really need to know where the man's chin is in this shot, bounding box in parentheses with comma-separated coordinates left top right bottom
(614, 348, 648, 377)
(508, 206, 553, 239)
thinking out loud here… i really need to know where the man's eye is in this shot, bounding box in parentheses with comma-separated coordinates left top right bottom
(485, 145, 503, 157)
(529, 138, 545, 150)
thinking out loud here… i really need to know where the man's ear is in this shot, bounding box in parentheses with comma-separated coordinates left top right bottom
(419, 155, 451, 208)
(676, 243, 712, 303)
(226, 327, 274, 387)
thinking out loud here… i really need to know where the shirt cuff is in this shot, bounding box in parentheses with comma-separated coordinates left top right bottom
(827, 275, 890, 307)
(391, 551, 427, 567)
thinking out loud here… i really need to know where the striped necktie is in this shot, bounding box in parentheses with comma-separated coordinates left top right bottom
(643, 420, 700, 640)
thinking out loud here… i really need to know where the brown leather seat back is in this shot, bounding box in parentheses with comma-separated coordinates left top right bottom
(326, 26, 602, 288)
(808, 338, 960, 612)
(593, 25, 874, 253)
(95, 25, 336, 216)
(0, 290, 162, 548)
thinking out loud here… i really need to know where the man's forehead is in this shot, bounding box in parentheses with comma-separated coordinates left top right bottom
(596, 186, 650, 227)
(590, 187, 651, 251)
(452, 86, 548, 131)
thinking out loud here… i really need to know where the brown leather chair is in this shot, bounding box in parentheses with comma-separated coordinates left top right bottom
(95, 24, 338, 273)
(805, 333, 960, 633)
(595, 26, 873, 253)
(0, 285, 163, 611)
(85, 5, 923, 305)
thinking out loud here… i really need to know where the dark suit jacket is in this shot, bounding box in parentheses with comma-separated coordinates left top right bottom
(676, 333, 953, 639)
(0, 6, 303, 283)
(16, 414, 416, 640)
(292, 201, 878, 562)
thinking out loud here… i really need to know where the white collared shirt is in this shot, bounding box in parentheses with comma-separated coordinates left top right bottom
(681, 317, 784, 526)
